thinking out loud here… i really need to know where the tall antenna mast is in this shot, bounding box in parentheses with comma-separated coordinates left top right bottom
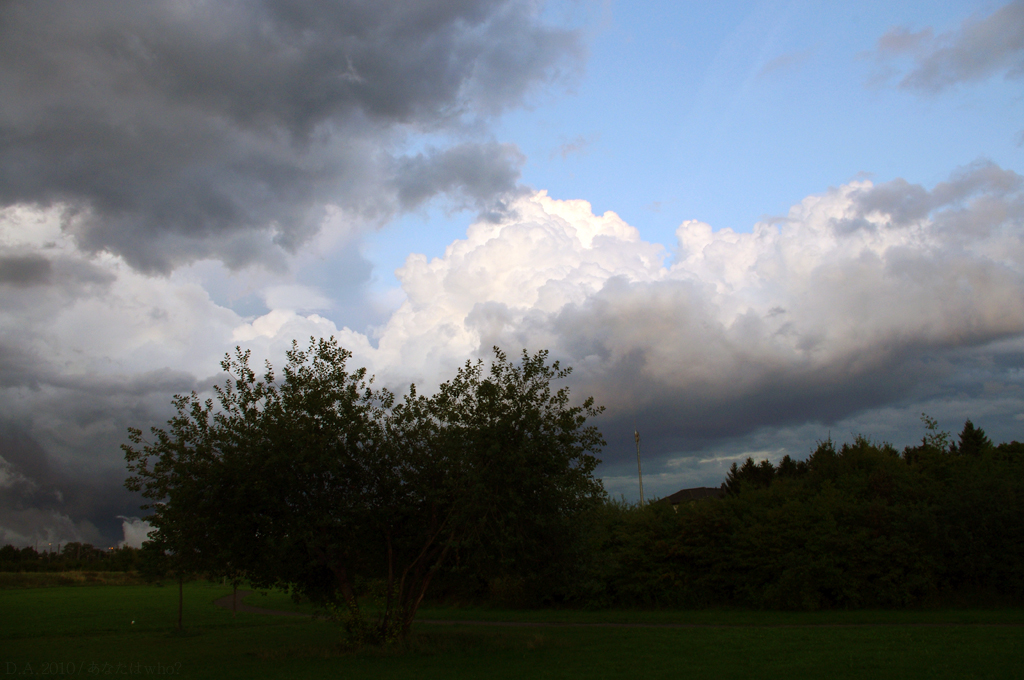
(634, 419, 645, 507)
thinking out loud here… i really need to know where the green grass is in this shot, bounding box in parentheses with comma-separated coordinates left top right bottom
(248, 587, 1024, 626)
(3, 580, 1024, 679)
(0, 570, 147, 589)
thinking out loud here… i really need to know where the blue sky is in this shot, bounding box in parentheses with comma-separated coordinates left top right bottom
(365, 0, 1023, 287)
(1, 0, 1023, 545)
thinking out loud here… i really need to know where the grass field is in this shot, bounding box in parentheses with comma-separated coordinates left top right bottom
(2, 576, 1023, 679)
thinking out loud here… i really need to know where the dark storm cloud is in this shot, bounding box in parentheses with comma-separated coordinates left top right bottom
(0, 255, 51, 286)
(873, 1, 1024, 92)
(46, 368, 199, 400)
(0, 341, 45, 389)
(546, 277, 958, 460)
(393, 141, 526, 210)
(0, 0, 581, 272)
(0, 248, 116, 302)
(842, 161, 1023, 230)
(0, 366, 210, 546)
(606, 192, 1021, 465)
(0, 422, 133, 546)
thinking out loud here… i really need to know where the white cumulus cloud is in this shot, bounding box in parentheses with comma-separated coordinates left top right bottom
(338, 161, 1024, 459)
(117, 517, 154, 550)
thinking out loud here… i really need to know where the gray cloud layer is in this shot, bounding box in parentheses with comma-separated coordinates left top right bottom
(3, 1, 1023, 544)
(0, 0, 580, 272)
(2, 164, 1022, 545)
(566, 165, 1024, 455)
(875, 0, 1024, 92)
(0, 0, 581, 546)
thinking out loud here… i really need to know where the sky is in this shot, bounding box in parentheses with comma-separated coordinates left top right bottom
(1, 0, 1023, 548)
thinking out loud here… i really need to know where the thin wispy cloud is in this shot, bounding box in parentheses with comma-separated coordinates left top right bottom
(551, 134, 598, 160)
(756, 47, 815, 79)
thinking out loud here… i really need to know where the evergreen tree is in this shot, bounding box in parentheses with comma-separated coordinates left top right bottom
(953, 419, 993, 457)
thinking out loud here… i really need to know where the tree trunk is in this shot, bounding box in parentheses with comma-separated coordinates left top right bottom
(398, 538, 452, 639)
(177, 575, 183, 630)
(232, 582, 237, 617)
(382, 533, 395, 640)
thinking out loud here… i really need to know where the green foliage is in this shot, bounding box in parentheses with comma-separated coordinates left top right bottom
(123, 339, 606, 642)
(0, 544, 139, 573)
(431, 347, 606, 605)
(920, 413, 952, 452)
(123, 341, 1023, 618)
(724, 457, 779, 494)
(585, 421, 1024, 611)
(324, 579, 405, 648)
(951, 419, 994, 457)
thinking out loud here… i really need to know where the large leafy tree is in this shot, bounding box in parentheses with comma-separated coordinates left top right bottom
(430, 348, 606, 601)
(124, 339, 606, 642)
(124, 392, 221, 628)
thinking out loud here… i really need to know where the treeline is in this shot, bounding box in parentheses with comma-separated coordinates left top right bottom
(0, 544, 140, 572)
(478, 419, 1023, 610)
(8, 416, 1022, 613)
